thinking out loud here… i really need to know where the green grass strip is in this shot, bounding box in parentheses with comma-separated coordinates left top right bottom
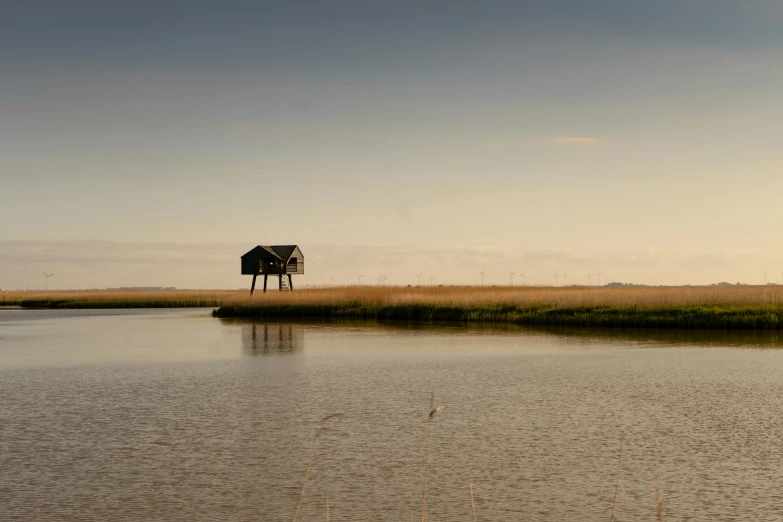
(212, 303, 783, 330)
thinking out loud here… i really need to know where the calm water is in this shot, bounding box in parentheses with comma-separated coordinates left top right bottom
(2, 308, 783, 521)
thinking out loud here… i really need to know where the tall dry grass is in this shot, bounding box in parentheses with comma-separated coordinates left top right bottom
(214, 286, 783, 329)
(0, 289, 245, 308)
(6, 285, 783, 309)
(219, 285, 783, 308)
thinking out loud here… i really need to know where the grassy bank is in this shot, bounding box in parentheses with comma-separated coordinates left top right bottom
(1, 290, 244, 309)
(7, 286, 783, 329)
(212, 285, 783, 330)
(214, 302, 783, 329)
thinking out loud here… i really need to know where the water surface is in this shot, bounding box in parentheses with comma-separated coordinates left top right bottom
(2, 309, 782, 521)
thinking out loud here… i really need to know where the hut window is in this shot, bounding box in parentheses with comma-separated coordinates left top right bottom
(288, 258, 298, 268)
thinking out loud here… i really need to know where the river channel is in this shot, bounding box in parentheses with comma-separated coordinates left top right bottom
(1, 308, 782, 521)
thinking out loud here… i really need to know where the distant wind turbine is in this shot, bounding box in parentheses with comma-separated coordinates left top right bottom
(596, 272, 603, 286)
(329, 273, 336, 285)
(563, 270, 569, 286)
(429, 273, 436, 286)
(42, 271, 55, 291)
(415, 272, 424, 285)
(477, 269, 486, 286)
(585, 273, 592, 286)
(763, 270, 768, 285)
(553, 270, 559, 287)
(508, 269, 517, 286)
(520, 270, 528, 285)
(357, 273, 364, 285)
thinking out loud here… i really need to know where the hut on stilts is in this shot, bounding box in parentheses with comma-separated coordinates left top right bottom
(241, 245, 304, 295)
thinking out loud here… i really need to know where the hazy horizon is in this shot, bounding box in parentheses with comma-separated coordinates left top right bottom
(3, 1, 783, 289)
(2, 239, 783, 291)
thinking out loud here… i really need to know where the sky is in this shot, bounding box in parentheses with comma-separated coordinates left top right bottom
(3, 0, 783, 289)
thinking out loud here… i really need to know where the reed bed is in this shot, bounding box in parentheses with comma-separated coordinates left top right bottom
(6, 286, 783, 329)
(213, 285, 783, 329)
(0, 289, 243, 308)
(7, 285, 783, 309)
(214, 285, 783, 308)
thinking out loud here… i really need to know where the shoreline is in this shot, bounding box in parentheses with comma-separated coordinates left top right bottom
(14, 299, 221, 309)
(212, 303, 783, 329)
(6, 286, 783, 330)
(0, 290, 242, 309)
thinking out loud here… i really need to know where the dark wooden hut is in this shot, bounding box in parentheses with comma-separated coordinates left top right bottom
(241, 245, 304, 294)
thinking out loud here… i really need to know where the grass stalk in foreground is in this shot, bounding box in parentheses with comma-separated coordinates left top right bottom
(421, 392, 442, 522)
(295, 503, 309, 522)
(469, 473, 476, 522)
(291, 414, 342, 522)
(285, 403, 675, 521)
(609, 435, 624, 522)
(653, 488, 666, 522)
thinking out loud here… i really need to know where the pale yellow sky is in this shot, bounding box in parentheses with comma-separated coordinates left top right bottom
(2, 1, 783, 289)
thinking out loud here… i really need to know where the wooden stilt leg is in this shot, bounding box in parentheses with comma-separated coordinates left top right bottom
(288, 274, 293, 291)
(279, 274, 283, 291)
(263, 274, 268, 293)
(250, 273, 258, 295)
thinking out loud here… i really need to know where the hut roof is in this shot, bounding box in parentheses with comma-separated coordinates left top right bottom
(269, 245, 298, 262)
(241, 245, 301, 263)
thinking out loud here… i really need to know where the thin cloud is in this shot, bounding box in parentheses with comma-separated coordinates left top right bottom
(549, 137, 606, 146)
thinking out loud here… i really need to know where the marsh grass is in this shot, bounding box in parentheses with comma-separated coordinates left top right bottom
(8, 286, 783, 328)
(9, 285, 783, 309)
(2, 289, 242, 308)
(213, 286, 783, 329)
(221, 284, 783, 308)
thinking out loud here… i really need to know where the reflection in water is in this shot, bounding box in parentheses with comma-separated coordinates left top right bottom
(528, 325, 783, 348)
(375, 319, 783, 349)
(223, 316, 783, 351)
(240, 323, 303, 356)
